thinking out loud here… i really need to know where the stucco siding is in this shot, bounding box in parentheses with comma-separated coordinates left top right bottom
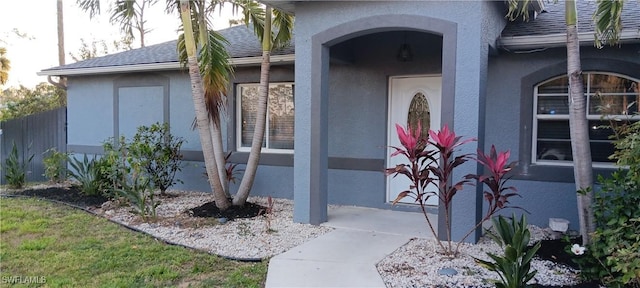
(168, 71, 204, 151)
(486, 44, 640, 230)
(67, 76, 115, 147)
(328, 32, 442, 160)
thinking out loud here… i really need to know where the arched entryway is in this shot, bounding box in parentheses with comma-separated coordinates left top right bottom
(293, 14, 458, 243)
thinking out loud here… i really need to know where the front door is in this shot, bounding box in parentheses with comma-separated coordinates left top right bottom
(387, 76, 442, 205)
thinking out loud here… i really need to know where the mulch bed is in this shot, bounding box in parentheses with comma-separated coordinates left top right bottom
(12, 186, 109, 208)
(187, 201, 265, 220)
(6, 185, 265, 220)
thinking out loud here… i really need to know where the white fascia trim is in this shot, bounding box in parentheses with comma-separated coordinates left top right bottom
(37, 54, 295, 76)
(499, 29, 640, 49)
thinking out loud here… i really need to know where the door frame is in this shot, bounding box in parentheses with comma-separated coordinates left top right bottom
(386, 74, 442, 205)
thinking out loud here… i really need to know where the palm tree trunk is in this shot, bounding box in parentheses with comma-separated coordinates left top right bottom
(209, 120, 229, 195)
(180, 0, 230, 210)
(57, 0, 65, 66)
(566, 0, 594, 244)
(233, 6, 273, 206)
(56, 0, 67, 88)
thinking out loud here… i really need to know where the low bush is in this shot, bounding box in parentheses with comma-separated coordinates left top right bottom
(42, 148, 69, 183)
(67, 154, 106, 196)
(3, 141, 34, 189)
(117, 164, 157, 219)
(475, 214, 540, 288)
(575, 120, 640, 287)
(128, 123, 184, 195)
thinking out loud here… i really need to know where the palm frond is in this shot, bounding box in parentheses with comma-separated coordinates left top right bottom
(233, 0, 266, 42)
(164, 0, 179, 14)
(594, 0, 624, 48)
(272, 8, 294, 50)
(176, 3, 233, 127)
(76, 0, 102, 18)
(199, 30, 233, 125)
(505, 0, 532, 21)
(110, 0, 137, 41)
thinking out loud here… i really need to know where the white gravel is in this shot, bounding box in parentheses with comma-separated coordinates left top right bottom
(91, 190, 584, 286)
(376, 226, 582, 287)
(91, 190, 333, 259)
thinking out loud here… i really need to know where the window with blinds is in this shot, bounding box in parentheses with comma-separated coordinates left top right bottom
(534, 72, 639, 166)
(237, 83, 294, 153)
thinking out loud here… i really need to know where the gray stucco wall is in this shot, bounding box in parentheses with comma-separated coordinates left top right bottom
(485, 44, 640, 229)
(292, 0, 508, 241)
(67, 75, 115, 147)
(65, 67, 298, 199)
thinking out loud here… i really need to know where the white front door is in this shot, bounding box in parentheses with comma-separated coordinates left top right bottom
(387, 76, 442, 205)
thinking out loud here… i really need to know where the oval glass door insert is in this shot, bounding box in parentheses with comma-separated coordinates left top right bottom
(407, 92, 430, 138)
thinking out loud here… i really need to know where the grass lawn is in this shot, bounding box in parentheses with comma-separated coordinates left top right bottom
(0, 197, 267, 288)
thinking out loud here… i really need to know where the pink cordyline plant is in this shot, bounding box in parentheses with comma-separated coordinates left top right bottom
(385, 123, 440, 249)
(386, 124, 522, 257)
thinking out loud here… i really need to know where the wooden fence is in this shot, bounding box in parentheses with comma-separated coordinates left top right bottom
(1, 108, 66, 185)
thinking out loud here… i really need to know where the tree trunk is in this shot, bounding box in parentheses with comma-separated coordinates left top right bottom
(565, 0, 594, 245)
(57, 0, 65, 66)
(209, 120, 229, 195)
(56, 0, 67, 87)
(233, 6, 273, 206)
(180, 0, 230, 210)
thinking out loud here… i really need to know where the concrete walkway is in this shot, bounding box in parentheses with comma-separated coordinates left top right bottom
(265, 206, 435, 287)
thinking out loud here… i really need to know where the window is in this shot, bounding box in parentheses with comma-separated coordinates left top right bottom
(534, 72, 639, 166)
(237, 83, 294, 153)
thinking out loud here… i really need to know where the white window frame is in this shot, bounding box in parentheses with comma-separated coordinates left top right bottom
(236, 82, 294, 154)
(532, 72, 639, 167)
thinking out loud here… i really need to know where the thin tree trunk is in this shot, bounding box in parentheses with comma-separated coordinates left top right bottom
(56, 0, 67, 88)
(209, 120, 229, 195)
(57, 0, 65, 66)
(566, 0, 594, 245)
(138, 1, 145, 47)
(233, 6, 273, 206)
(195, 1, 228, 196)
(180, 0, 230, 210)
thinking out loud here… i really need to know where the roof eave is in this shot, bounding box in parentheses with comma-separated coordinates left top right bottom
(499, 29, 640, 50)
(37, 54, 295, 77)
(259, 0, 295, 13)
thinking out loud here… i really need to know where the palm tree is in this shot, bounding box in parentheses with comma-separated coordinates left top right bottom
(78, 0, 234, 209)
(178, 0, 231, 210)
(507, 0, 627, 244)
(0, 47, 10, 85)
(233, 5, 293, 205)
(77, 0, 293, 209)
(565, 0, 594, 245)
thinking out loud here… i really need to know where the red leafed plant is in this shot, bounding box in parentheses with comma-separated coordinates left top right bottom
(386, 123, 522, 257)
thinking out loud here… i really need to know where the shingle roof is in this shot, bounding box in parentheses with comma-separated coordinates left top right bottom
(502, 0, 640, 37)
(41, 1, 639, 74)
(41, 24, 294, 72)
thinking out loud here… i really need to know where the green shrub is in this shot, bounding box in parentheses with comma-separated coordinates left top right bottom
(577, 171, 640, 287)
(577, 120, 640, 287)
(103, 135, 160, 219)
(42, 148, 69, 183)
(128, 123, 184, 195)
(117, 164, 157, 219)
(100, 137, 131, 199)
(3, 141, 34, 189)
(475, 214, 540, 288)
(68, 154, 109, 196)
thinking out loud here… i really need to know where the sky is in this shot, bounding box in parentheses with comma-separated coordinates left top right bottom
(1, 0, 235, 89)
